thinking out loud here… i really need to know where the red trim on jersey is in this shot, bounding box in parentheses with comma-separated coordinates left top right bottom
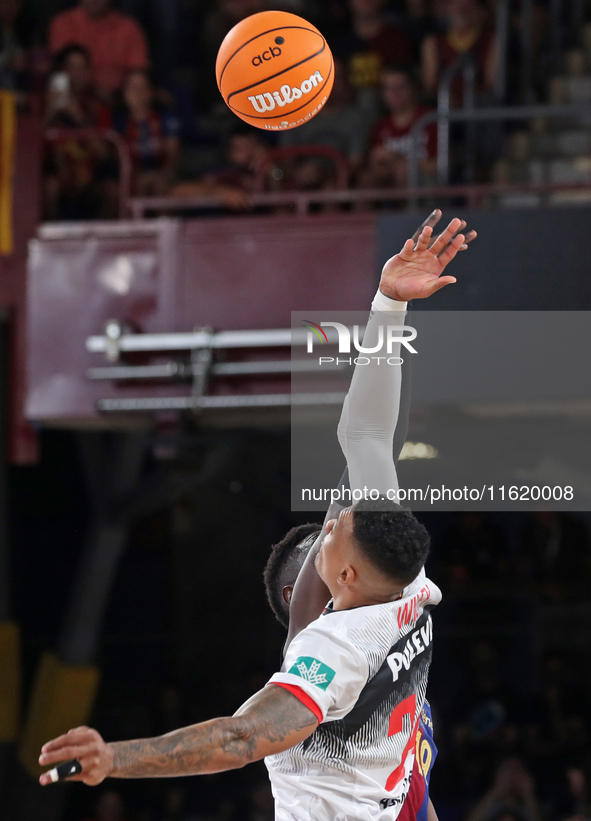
(273, 683, 323, 723)
(397, 751, 427, 821)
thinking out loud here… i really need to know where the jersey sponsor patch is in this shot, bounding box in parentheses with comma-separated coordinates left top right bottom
(288, 657, 336, 690)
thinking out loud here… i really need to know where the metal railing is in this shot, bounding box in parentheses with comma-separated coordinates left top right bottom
(549, 0, 587, 63)
(436, 54, 477, 185)
(86, 323, 347, 414)
(408, 102, 591, 189)
(253, 144, 350, 191)
(44, 127, 133, 219)
(495, 0, 510, 103)
(127, 177, 591, 219)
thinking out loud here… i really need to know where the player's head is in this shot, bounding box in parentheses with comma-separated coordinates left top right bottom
(264, 524, 321, 628)
(315, 499, 429, 600)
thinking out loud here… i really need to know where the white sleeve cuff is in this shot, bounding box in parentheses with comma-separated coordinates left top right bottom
(371, 289, 407, 313)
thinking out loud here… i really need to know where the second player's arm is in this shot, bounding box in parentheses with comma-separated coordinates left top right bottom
(39, 685, 317, 786)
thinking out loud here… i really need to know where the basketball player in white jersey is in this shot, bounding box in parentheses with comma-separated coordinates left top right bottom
(39, 215, 474, 820)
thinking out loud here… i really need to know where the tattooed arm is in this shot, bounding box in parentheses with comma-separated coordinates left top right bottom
(38, 685, 317, 786)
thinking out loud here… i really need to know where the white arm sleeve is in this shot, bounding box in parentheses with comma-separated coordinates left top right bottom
(337, 290, 407, 497)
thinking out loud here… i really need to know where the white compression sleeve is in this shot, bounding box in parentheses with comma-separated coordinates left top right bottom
(337, 290, 407, 497)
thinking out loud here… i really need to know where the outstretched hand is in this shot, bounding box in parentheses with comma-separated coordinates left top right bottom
(380, 215, 476, 302)
(39, 726, 112, 786)
(411, 208, 477, 256)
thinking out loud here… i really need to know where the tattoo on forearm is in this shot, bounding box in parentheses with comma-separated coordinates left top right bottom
(110, 688, 317, 778)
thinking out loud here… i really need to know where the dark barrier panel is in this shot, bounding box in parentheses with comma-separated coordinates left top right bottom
(377, 207, 591, 310)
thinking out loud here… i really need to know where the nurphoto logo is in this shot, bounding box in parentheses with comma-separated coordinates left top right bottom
(302, 320, 418, 366)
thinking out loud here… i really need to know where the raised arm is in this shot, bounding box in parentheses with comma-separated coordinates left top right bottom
(39, 685, 318, 786)
(286, 215, 472, 647)
(338, 216, 466, 497)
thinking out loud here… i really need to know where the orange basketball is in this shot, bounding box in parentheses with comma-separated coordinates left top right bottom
(216, 10, 334, 131)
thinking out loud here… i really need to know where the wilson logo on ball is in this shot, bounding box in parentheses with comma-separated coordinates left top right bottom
(216, 10, 334, 130)
(251, 45, 282, 66)
(248, 70, 323, 112)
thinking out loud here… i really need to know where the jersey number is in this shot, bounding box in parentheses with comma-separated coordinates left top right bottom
(385, 694, 417, 791)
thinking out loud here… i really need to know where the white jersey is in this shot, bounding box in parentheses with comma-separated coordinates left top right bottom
(265, 568, 442, 821)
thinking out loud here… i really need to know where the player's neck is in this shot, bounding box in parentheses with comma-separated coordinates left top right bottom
(331, 586, 404, 610)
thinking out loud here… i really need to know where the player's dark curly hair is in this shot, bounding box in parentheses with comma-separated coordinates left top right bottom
(352, 498, 429, 585)
(264, 523, 321, 628)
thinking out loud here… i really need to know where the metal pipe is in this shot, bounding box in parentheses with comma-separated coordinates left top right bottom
(572, 0, 585, 42)
(87, 359, 345, 380)
(495, 0, 510, 102)
(407, 101, 591, 189)
(436, 63, 453, 185)
(96, 393, 347, 413)
(87, 327, 312, 354)
(463, 59, 477, 183)
(550, 0, 563, 64)
(521, 0, 534, 103)
(435, 55, 477, 185)
(116, 177, 591, 217)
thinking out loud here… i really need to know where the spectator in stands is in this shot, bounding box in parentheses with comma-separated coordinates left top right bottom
(202, 0, 265, 53)
(169, 125, 271, 209)
(44, 44, 113, 220)
(421, 0, 497, 105)
(331, 0, 414, 114)
(200, 0, 266, 110)
(387, 0, 440, 62)
(467, 758, 544, 821)
(111, 69, 180, 196)
(558, 764, 591, 821)
(45, 44, 110, 129)
(278, 58, 370, 187)
(520, 513, 591, 601)
(356, 65, 437, 190)
(48, 0, 149, 99)
(0, 0, 32, 92)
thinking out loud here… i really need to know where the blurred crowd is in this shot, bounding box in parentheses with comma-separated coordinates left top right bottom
(0, 0, 566, 219)
(51, 507, 591, 821)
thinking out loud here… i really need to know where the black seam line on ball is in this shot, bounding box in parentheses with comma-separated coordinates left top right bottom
(227, 58, 333, 120)
(219, 25, 322, 86)
(227, 42, 327, 106)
